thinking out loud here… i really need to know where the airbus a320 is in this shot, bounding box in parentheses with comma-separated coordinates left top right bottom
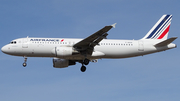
(1, 15, 177, 72)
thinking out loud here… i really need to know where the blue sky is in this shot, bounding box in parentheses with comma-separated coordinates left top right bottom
(0, 0, 180, 101)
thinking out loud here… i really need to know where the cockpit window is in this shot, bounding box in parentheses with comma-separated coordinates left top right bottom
(10, 41, 17, 44)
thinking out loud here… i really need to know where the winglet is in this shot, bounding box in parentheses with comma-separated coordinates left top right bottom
(111, 23, 117, 28)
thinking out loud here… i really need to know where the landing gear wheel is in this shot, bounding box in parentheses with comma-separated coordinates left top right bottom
(83, 58, 89, 65)
(23, 63, 27, 67)
(80, 66, 86, 72)
(23, 56, 27, 67)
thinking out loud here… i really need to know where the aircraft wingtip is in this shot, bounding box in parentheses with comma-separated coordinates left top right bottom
(111, 23, 117, 28)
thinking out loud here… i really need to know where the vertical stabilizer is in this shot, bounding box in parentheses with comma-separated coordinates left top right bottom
(142, 15, 172, 40)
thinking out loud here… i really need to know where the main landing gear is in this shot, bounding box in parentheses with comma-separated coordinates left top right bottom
(80, 58, 90, 72)
(81, 65, 86, 72)
(23, 57, 27, 67)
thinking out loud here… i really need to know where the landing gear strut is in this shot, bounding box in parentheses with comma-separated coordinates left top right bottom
(23, 57, 27, 67)
(80, 58, 90, 72)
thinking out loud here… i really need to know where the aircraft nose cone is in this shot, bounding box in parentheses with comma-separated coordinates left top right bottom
(1, 46, 5, 53)
(1, 45, 9, 54)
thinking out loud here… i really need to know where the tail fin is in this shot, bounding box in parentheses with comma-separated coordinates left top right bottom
(142, 15, 172, 40)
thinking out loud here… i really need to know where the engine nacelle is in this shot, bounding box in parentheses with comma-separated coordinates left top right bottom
(53, 58, 76, 68)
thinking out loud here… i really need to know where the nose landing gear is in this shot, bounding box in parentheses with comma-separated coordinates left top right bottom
(23, 57, 27, 67)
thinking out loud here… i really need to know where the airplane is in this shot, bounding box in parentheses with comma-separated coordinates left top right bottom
(1, 14, 177, 72)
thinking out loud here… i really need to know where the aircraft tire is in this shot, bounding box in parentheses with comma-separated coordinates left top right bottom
(23, 63, 27, 67)
(81, 66, 86, 72)
(83, 59, 89, 65)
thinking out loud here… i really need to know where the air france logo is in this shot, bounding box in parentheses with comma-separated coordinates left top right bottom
(61, 39, 64, 42)
(30, 39, 60, 42)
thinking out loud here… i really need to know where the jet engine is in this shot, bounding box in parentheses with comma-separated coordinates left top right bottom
(53, 58, 76, 68)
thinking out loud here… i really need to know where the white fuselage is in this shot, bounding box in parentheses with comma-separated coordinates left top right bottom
(1, 37, 176, 60)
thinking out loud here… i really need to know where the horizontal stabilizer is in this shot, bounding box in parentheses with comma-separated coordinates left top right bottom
(154, 37, 177, 47)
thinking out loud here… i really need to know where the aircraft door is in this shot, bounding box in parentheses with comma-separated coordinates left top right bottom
(138, 41, 144, 51)
(22, 37, 28, 48)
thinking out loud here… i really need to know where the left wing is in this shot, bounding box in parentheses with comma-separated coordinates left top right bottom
(73, 23, 116, 55)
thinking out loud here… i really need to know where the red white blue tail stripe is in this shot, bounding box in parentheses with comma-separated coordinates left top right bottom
(142, 15, 172, 40)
